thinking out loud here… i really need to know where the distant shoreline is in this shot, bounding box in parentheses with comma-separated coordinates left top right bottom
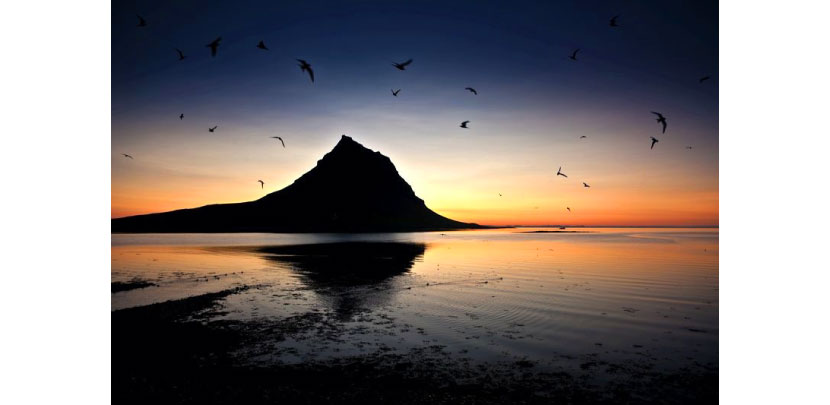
(110, 225, 719, 235)
(110, 225, 501, 234)
(510, 225, 719, 229)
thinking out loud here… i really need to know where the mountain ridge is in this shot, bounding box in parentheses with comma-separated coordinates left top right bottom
(112, 135, 482, 233)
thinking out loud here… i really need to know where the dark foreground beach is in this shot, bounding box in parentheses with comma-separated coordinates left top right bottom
(112, 287, 715, 404)
(112, 228, 718, 404)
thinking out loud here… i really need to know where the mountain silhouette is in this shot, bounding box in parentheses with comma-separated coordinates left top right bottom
(111, 135, 481, 232)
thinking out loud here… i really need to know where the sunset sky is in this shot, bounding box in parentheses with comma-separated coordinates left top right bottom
(112, 0, 718, 226)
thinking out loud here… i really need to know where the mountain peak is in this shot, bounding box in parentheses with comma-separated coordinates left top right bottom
(279, 135, 412, 201)
(327, 134, 375, 157)
(333, 134, 356, 148)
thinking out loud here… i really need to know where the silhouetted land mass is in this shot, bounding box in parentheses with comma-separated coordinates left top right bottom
(112, 135, 482, 233)
(111, 279, 157, 293)
(518, 230, 591, 234)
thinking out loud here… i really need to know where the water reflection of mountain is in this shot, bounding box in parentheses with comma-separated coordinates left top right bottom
(259, 242, 426, 319)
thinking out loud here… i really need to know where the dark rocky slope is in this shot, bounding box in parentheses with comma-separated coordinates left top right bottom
(112, 135, 481, 232)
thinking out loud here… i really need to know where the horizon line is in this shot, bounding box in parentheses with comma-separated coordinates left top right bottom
(506, 225, 719, 229)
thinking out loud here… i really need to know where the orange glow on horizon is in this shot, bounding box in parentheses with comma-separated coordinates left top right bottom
(112, 178, 718, 227)
(112, 124, 718, 226)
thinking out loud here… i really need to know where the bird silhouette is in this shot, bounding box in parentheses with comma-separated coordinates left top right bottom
(650, 136, 659, 149)
(583, 182, 590, 188)
(258, 180, 264, 189)
(686, 146, 693, 150)
(271, 136, 285, 147)
(391, 89, 401, 96)
(651, 111, 667, 133)
(465, 87, 478, 95)
(122, 153, 133, 159)
(499, 193, 503, 197)
(179, 113, 184, 120)
(206, 37, 221, 57)
(699, 76, 711, 83)
(460, 120, 470, 128)
(175, 48, 185, 60)
(209, 126, 217, 132)
(609, 15, 620, 27)
(566, 207, 571, 212)
(297, 59, 314, 82)
(136, 15, 147, 27)
(569, 49, 580, 61)
(392, 59, 413, 70)
(257, 40, 269, 50)
(579, 135, 587, 139)
(557, 167, 568, 178)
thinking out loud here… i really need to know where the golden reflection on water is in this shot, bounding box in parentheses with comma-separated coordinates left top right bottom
(112, 228, 718, 307)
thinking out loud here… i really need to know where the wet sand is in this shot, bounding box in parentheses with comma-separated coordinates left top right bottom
(112, 287, 716, 404)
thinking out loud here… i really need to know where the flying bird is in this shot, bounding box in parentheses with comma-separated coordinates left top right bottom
(609, 15, 620, 27)
(391, 89, 401, 96)
(258, 180, 264, 189)
(392, 59, 413, 70)
(566, 207, 571, 212)
(686, 146, 694, 150)
(579, 135, 587, 139)
(297, 59, 314, 82)
(460, 120, 470, 128)
(121, 154, 133, 159)
(136, 15, 147, 27)
(257, 40, 269, 50)
(271, 136, 285, 147)
(699, 76, 711, 83)
(209, 126, 217, 132)
(206, 37, 221, 57)
(651, 111, 667, 133)
(569, 49, 580, 61)
(179, 113, 184, 120)
(499, 193, 503, 197)
(583, 182, 590, 188)
(557, 167, 568, 178)
(175, 48, 185, 61)
(650, 136, 659, 149)
(465, 87, 478, 95)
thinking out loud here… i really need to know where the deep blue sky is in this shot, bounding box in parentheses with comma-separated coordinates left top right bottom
(112, 0, 718, 225)
(114, 0, 716, 111)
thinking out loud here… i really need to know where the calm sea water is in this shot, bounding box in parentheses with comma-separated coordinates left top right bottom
(112, 227, 718, 374)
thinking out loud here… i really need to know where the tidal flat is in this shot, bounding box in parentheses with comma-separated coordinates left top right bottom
(112, 228, 718, 403)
